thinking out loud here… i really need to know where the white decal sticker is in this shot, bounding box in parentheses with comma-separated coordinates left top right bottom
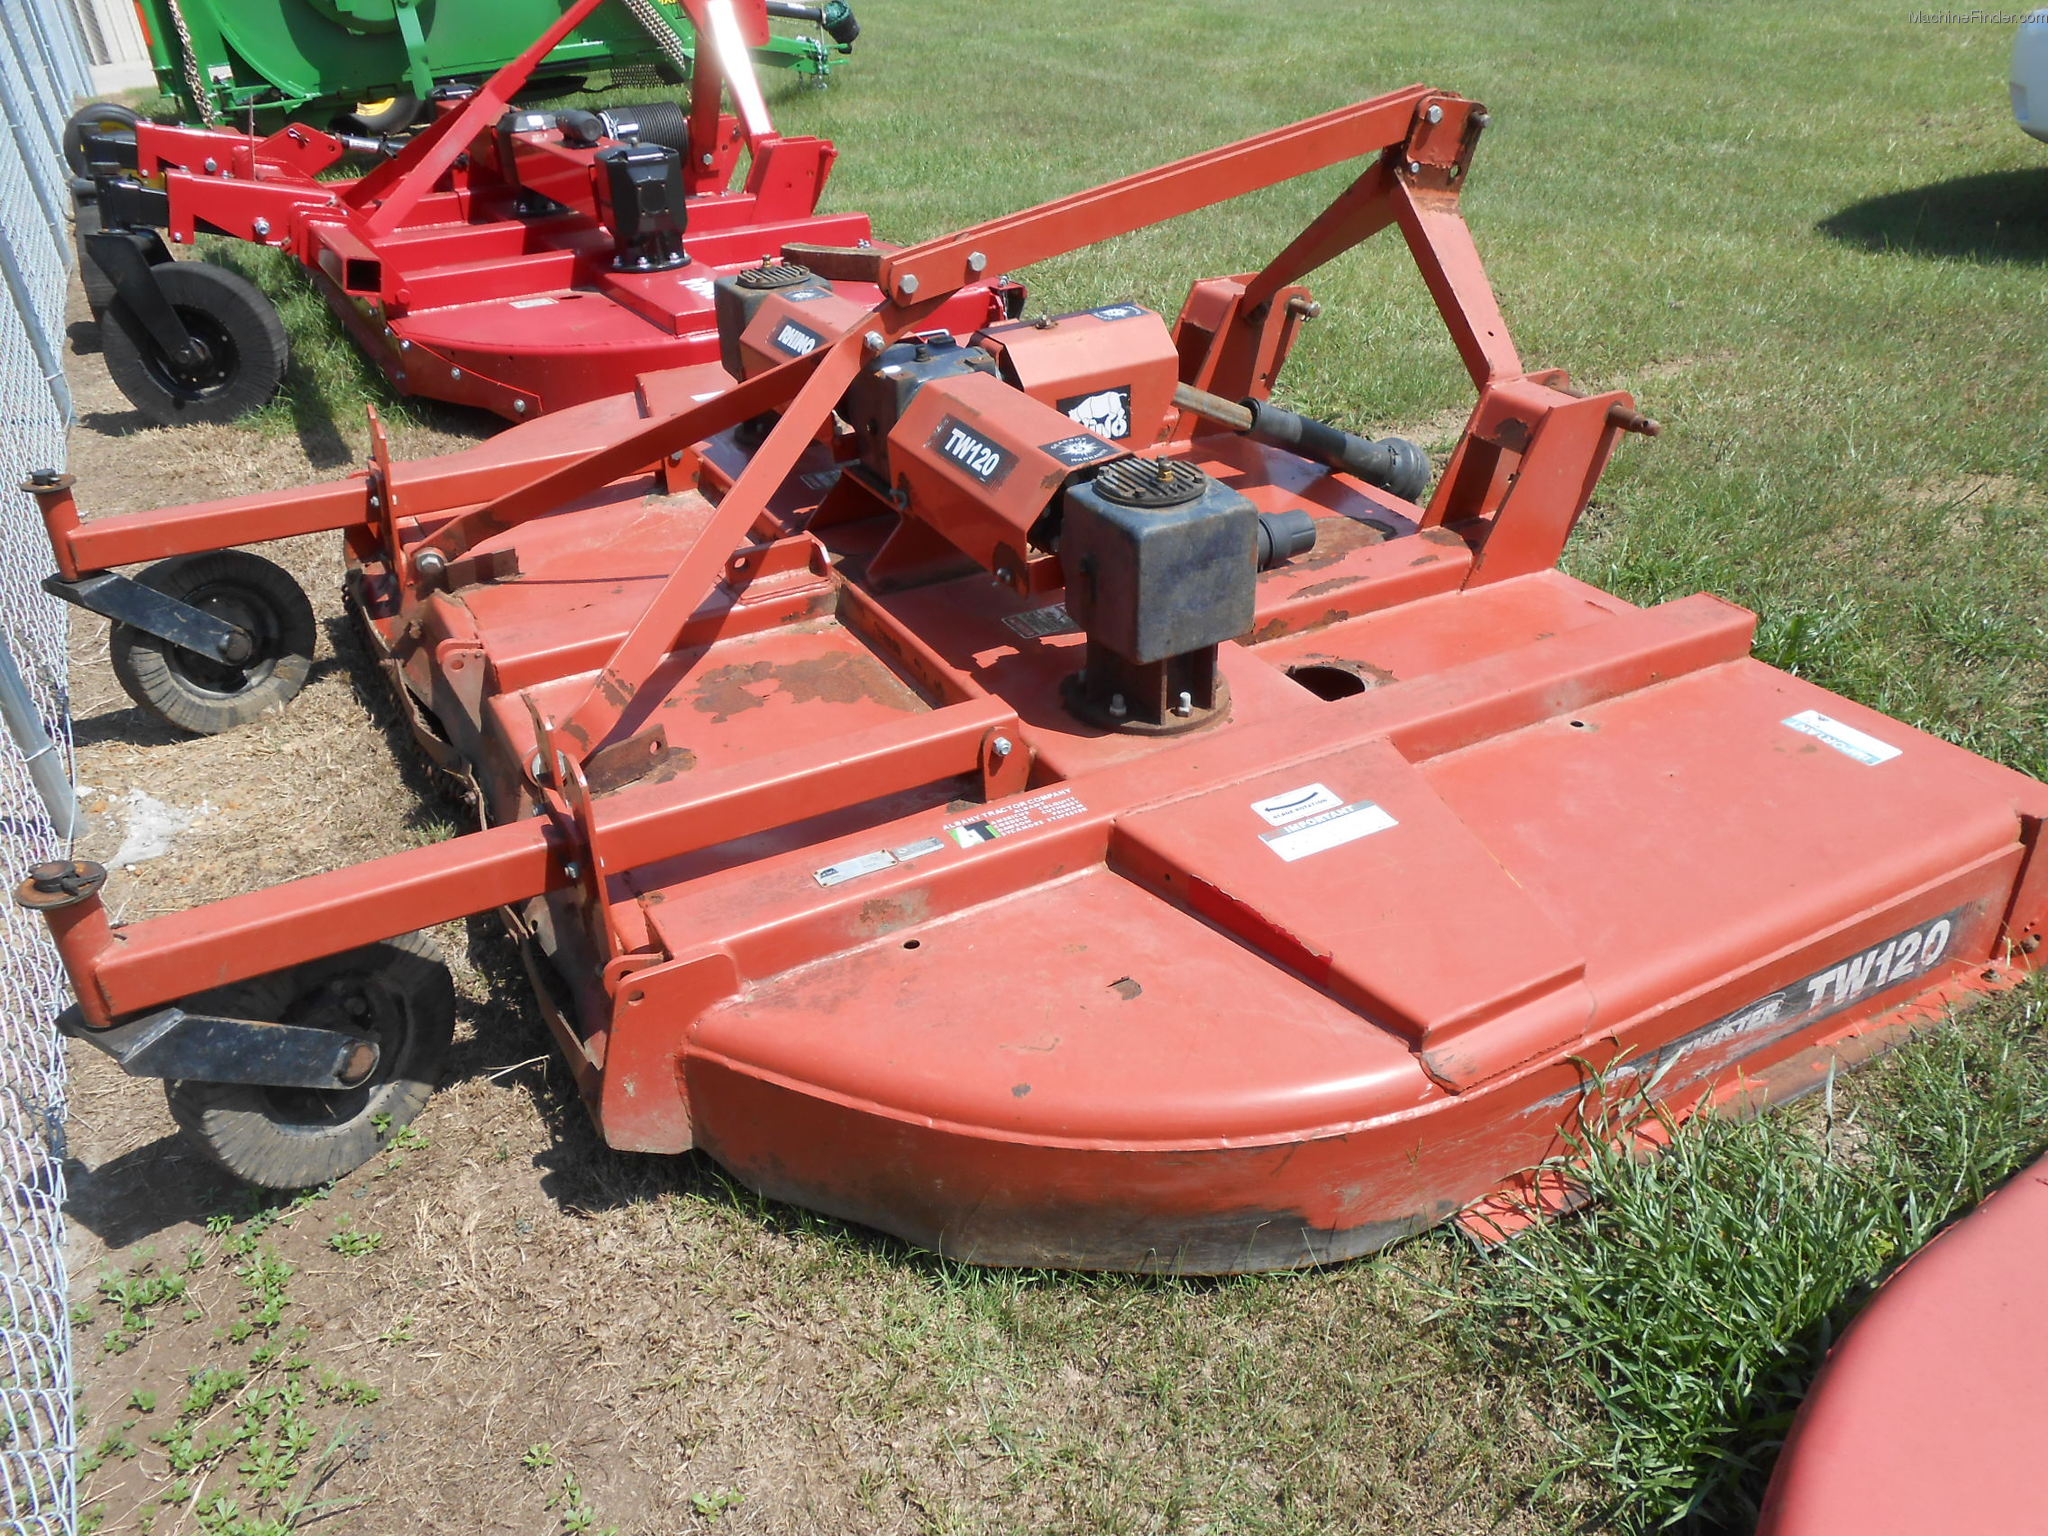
(509, 297, 558, 309)
(813, 848, 896, 888)
(1261, 800, 1398, 862)
(1250, 783, 1344, 828)
(1001, 602, 1079, 639)
(773, 321, 821, 356)
(945, 788, 1087, 847)
(1783, 709, 1900, 765)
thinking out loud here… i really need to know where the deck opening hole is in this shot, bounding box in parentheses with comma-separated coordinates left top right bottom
(1286, 663, 1368, 701)
(902, 939, 921, 950)
(1569, 719, 1590, 729)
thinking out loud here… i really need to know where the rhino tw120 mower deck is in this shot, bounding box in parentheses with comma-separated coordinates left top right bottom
(24, 88, 2046, 1273)
(72, 0, 992, 427)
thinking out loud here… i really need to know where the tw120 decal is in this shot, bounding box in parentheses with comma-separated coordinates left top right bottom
(1669, 906, 1967, 1069)
(931, 416, 1016, 486)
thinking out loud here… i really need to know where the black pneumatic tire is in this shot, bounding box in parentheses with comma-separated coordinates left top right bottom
(101, 260, 288, 426)
(62, 100, 142, 176)
(166, 932, 456, 1190)
(108, 549, 316, 734)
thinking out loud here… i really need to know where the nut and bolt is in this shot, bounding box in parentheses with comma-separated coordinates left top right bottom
(991, 736, 1013, 759)
(1172, 692, 1194, 717)
(966, 250, 987, 273)
(28, 468, 61, 487)
(862, 329, 885, 355)
(398, 338, 412, 351)
(514, 399, 528, 414)
(252, 216, 271, 237)
(995, 565, 1016, 586)
(203, 157, 218, 174)
(1285, 297, 1322, 320)
(1406, 160, 1423, 175)
(14, 859, 108, 911)
(449, 367, 463, 380)
(897, 274, 920, 298)
(1108, 694, 1128, 720)
(1425, 104, 1444, 124)
(414, 549, 447, 579)
(1473, 110, 1492, 129)
(563, 862, 582, 881)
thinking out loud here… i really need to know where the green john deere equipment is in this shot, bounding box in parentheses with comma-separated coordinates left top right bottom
(125, 0, 859, 131)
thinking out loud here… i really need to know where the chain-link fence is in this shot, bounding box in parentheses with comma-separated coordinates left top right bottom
(0, 2, 88, 1532)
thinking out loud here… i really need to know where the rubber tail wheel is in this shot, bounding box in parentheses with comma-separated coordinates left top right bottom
(101, 260, 288, 426)
(334, 92, 420, 135)
(108, 549, 316, 735)
(166, 932, 456, 1190)
(62, 100, 142, 177)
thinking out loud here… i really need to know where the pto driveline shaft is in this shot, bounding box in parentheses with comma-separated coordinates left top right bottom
(1172, 383, 1430, 502)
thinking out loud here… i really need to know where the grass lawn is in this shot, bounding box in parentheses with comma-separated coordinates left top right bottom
(79, 2, 2047, 1532)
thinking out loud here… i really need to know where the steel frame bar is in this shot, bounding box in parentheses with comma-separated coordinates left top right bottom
(79, 697, 1014, 1019)
(345, 0, 609, 236)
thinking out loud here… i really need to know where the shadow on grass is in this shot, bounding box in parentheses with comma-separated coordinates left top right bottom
(1818, 168, 2048, 263)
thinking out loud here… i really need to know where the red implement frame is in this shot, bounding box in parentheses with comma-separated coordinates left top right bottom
(30, 87, 2046, 1272)
(102, 0, 1004, 420)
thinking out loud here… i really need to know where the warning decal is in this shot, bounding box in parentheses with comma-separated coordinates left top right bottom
(1783, 709, 1901, 765)
(1250, 783, 1344, 827)
(1260, 800, 1398, 862)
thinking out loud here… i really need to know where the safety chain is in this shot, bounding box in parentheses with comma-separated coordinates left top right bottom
(166, 0, 224, 125)
(619, 0, 698, 83)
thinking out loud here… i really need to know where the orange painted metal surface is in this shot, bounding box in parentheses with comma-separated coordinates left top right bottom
(1757, 1156, 2048, 1536)
(32, 86, 2048, 1269)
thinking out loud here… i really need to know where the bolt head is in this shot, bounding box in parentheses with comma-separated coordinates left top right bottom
(1108, 694, 1128, 719)
(203, 157, 218, 174)
(897, 273, 920, 298)
(449, 367, 462, 380)
(514, 399, 528, 414)
(966, 250, 987, 274)
(563, 861, 581, 881)
(252, 216, 271, 236)
(670, 449, 685, 463)
(1425, 104, 1444, 124)
(414, 549, 447, 578)
(862, 329, 885, 355)
(991, 736, 1013, 758)
(1406, 160, 1423, 175)
(398, 338, 411, 351)
(1172, 692, 1194, 717)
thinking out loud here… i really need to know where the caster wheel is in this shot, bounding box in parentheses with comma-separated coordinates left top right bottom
(108, 550, 316, 735)
(334, 92, 420, 135)
(101, 260, 288, 426)
(166, 932, 456, 1190)
(62, 100, 141, 177)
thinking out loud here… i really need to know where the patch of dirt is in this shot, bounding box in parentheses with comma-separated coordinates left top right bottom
(58, 287, 1578, 1536)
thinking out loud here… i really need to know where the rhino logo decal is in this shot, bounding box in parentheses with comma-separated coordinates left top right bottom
(1059, 385, 1132, 441)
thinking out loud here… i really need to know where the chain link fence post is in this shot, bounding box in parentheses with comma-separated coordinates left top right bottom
(0, 2, 86, 1532)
